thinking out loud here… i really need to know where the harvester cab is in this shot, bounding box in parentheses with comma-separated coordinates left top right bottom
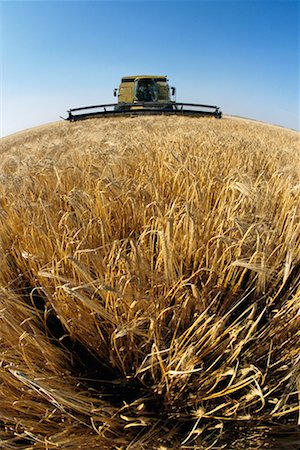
(114, 75, 175, 106)
(66, 75, 222, 121)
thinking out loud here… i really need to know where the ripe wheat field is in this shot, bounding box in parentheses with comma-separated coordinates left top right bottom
(0, 116, 299, 449)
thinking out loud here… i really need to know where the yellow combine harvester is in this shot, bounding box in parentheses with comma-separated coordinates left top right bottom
(67, 75, 222, 121)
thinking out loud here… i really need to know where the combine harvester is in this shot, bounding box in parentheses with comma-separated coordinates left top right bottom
(66, 75, 222, 121)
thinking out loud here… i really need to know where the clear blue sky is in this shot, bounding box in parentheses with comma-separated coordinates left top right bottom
(1, 0, 299, 136)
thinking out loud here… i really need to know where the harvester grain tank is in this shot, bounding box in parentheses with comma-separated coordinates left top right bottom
(66, 75, 222, 121)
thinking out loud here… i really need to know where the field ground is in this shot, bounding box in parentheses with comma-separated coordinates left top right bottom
(0, 116, 299, 449)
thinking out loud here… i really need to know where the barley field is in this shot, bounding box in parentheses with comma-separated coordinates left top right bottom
(0, 116, 299, 449)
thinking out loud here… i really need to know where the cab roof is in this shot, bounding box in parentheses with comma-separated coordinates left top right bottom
(121, 75, 167, 82)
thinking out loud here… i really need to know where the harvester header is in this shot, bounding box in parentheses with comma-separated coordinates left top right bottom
(66, 75, 222, 121)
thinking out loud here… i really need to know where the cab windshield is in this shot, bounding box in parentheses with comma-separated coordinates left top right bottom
(135, 79, 159, 102)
